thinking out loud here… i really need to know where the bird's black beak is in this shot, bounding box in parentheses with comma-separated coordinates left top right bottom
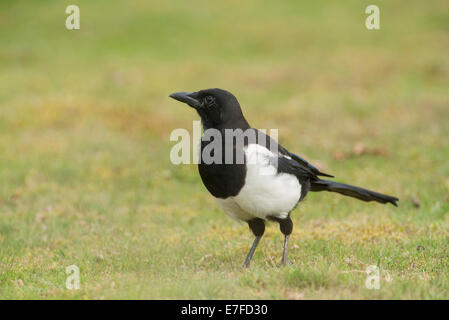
(169, 91, 201, 109)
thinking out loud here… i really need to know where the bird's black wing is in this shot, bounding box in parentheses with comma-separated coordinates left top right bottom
(252, 128, 334, 179)
(271, 153, 317, 180)
(278, 145, 334, 178)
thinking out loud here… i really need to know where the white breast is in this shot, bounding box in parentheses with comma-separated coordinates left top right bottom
(215, 144, 302, 221)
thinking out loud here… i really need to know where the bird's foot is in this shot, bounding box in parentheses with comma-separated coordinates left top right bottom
(276, 259, 293, 268)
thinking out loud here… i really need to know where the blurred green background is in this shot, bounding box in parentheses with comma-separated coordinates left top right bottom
(0, 0, 448, 299)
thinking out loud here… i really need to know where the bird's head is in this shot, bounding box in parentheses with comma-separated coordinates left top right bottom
(169, 88, 248, 129)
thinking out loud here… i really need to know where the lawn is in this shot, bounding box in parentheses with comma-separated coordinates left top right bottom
(0, 0, 448, 299)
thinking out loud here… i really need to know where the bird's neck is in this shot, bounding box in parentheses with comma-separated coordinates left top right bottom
(202, 117, 251, 131)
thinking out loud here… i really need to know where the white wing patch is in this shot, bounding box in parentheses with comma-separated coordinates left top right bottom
(216, 144, 302, 221)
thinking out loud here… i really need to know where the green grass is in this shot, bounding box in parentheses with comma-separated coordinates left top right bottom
(0, 0, 448, 299)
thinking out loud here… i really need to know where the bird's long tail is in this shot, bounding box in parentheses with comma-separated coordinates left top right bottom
(310, 179, 398, 206)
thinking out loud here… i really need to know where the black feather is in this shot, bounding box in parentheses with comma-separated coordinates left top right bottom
(311, 179, 398, 206)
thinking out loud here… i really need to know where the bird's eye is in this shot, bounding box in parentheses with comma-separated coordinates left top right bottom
(205, 96, 214, 104)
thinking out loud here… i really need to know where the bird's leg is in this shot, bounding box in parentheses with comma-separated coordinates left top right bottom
(282, 234, 290, 266)
(243, 235, 262, 268)
(243, 218, 265, 268)
(279, 216, 293, 266)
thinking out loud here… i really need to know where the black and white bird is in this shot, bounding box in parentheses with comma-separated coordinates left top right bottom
(169, 88, 398, 267)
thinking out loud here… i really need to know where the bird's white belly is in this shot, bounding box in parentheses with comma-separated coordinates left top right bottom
(215, 144, 302, 221)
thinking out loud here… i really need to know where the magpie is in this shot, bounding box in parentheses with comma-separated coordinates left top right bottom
(169, 88, 398, 268)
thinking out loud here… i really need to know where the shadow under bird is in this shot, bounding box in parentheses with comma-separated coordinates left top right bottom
(169, 88, 398, 267)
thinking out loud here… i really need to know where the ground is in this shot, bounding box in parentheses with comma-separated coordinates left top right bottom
(0, 0, 448, 299)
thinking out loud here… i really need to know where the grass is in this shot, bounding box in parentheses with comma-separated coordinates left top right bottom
(0, 0, 448, 299)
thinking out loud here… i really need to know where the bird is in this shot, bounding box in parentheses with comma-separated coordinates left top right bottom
(169, 88, 398, 268)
